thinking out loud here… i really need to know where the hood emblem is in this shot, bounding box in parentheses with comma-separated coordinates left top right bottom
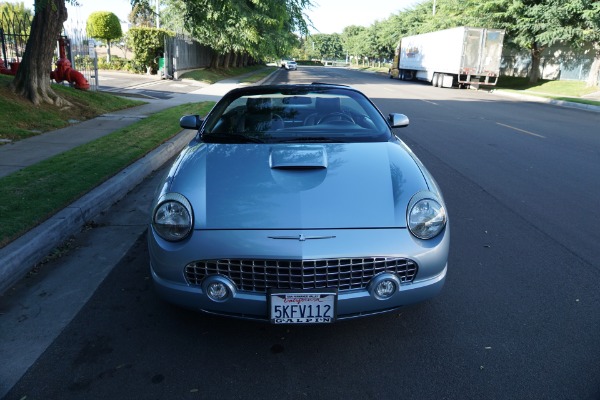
(268, 234, 336, 241)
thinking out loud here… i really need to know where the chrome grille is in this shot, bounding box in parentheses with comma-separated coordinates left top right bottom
(184, 257, 418, 293)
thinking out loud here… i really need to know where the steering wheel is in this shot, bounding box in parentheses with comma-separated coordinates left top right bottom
(357, 115, 377, 129)
(272, 114, 284, 128)
(317, 112, 355, 125)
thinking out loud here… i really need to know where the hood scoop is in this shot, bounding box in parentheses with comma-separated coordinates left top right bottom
(269, 145, 328, 170)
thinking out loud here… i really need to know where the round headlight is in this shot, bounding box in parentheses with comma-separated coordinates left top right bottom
(408, 198, 446, 239)
(152, 193, 193, 241)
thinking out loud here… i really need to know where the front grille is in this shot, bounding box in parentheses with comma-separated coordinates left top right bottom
(184, 257, 418, 293)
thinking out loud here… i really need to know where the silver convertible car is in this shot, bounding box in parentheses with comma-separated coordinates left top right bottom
(148, 83, 449, 324)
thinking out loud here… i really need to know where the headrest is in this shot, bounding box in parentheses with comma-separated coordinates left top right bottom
(246, 97, 272, 112)
(315, 97, 341, 112)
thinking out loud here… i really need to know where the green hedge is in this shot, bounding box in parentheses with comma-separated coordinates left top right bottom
(295, 60, 323, 66)
(128, 27, 174, 74)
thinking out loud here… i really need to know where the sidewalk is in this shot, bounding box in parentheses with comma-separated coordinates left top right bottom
(0, 78, 242, 178)
(0, 73, 272, 295)
(1, 73, 281, 398)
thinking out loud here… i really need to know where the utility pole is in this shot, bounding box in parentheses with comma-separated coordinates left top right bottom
(433, 0, 437, 15)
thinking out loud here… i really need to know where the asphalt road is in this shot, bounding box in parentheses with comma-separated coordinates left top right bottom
(3, 67, 600, 399)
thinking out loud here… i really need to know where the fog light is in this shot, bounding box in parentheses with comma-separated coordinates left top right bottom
(375, 280, 396, 299)
(369, 273, 401, 300)
(202, 276, 236, 303)
(207, 282, 229, 302)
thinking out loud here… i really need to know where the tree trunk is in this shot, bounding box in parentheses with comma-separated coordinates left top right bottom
(11, 0, 69, 106)
(107, 40, 112, 63)
(210, 53, 221, 69)
(223, 51, 231, 69)
(528, 42, 543, 84)
(586, 43, 600, 88)
(232, 52, 239, 68)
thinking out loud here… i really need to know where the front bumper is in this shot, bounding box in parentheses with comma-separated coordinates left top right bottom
(151, 264, 446, 321)
(148, 227, 449, 321)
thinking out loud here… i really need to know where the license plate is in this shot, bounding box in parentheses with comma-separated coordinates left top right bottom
(269, 289, 337, 324)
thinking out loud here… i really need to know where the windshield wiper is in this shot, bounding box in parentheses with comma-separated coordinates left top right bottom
(277, 136, 339, 143)
(202, 133, 265, 143)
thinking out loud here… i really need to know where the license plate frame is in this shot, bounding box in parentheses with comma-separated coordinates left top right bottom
(269, 288, 337, 324)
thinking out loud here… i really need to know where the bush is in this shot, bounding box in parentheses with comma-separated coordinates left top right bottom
(70, 55, 145, 74)
(128, 27, 174, 74)
(296, 60, 323, 66)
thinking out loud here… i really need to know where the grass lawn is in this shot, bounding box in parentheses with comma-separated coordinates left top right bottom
(0, 64, 275, 248)
(495, 76, 598, 96)
(238, 67, 278, 83)
(179, 66, 276, 84)
(495, 76, 600, 106)
(0, 101, 215, 247)
(353, 66, 391, 73)
(0, 74, 145, 144)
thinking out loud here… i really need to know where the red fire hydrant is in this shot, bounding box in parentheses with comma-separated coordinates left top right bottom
(0, 58, 19, 75)
(51, 37, 90, 90)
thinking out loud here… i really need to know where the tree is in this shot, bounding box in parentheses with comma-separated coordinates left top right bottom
(11, 0, 70, 106)
(173, 0, 313, 68)
(86, 11, 123, 63)
(542, 0, 600, 87)
(161, 0, 187, 33)
(468, 0, 570, 83)
(114, 32, 132, 59)
(579, 0, 600, 87)
(366, 21, 395, 63)
(129, 0, 155, 27)
(310, 33, 343, 60)
(342, 25, 367, 65)
(507, 0, 557, 83)
(374, 16, 405, 61)
(128, 26, 172, 73)
(392, 0, 554, 83)
(0, 1, 33, 30)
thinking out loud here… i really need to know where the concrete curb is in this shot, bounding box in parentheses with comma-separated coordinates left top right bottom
(491, 89, 600, 113)
(0, 129, 196, 295)
(0, 67, 283, 296)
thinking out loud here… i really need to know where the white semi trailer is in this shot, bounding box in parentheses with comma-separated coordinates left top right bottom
(389, 26, 505, 88)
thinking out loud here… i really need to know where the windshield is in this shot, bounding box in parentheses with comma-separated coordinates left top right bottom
(202, 87, 391, 144)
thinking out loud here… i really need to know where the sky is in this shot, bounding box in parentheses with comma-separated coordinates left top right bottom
(56, 0, 420, 34)
(307, 0, 417, 34)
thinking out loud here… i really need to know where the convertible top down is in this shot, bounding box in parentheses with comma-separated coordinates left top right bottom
(148, 83, 449, 323)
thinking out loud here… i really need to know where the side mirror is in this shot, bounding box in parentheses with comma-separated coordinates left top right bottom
(180, 115, 203, 130)
(389, 113, 410, 128)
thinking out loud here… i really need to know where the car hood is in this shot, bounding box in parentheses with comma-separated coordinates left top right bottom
(168, 142, 429, 229)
